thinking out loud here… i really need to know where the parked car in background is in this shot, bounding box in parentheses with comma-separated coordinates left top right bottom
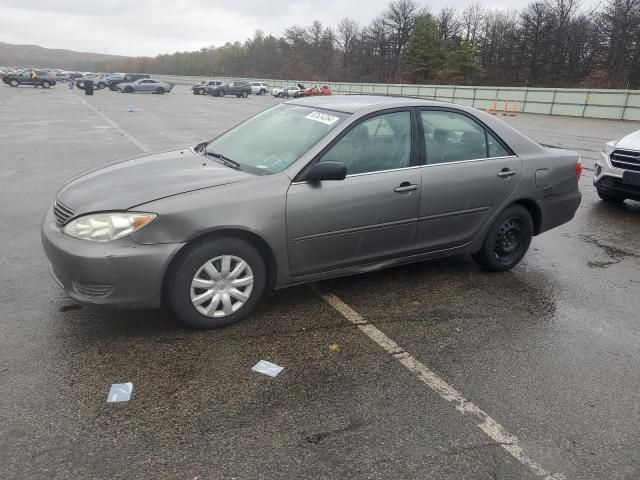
(594, 130, 640, 203)
(293, 84, 332, 98)
(2, 70, 56, 88)
(117, 78, 174, 94)
(192, 80, 222, 95)
(52, 71, 69, 83)
(42, 96, 581, 329)
(272, 85, 301, 98)
(76, 74, 107, 90)
(108, 73, 150, 91)
(103, 73, 124, 89)
(207, 81, 251, 98)
(250, 82, 269, 95)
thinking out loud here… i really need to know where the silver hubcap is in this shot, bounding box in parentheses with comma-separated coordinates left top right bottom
(190, 255, 253, 318)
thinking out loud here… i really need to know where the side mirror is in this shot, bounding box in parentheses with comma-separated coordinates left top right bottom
(305, 162, 347, 182)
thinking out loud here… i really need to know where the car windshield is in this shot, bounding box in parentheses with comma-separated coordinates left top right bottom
(204, 104, 347, 174)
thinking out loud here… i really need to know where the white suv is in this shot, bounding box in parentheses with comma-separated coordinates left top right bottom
(250, 82, 268, 95)
(594, 130, 640, 203)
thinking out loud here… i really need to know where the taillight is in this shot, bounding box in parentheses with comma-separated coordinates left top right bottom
(576, 160, 582, 179)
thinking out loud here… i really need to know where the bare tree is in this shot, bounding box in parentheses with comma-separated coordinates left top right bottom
(462, 3, 486, 44)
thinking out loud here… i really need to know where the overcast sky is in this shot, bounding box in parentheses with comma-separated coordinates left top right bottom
(0, 0, 596, 57)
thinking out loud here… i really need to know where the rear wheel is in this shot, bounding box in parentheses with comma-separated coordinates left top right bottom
(199, 88, 205, 95)
(277, 92, 283, 98)
(260, 89, 266, 95)
(242, 90, 249, 98)
(472, 204, 533, 272)
(193, 89, 199, 95)
(97, 82, 105, 89)
(597, 188, 625, 203)
(125, 86, 134, 93)
(10, 79, 18, 87)
(218, 89, 225, 97)
(42, 81, 51, 89)
(167, 238, 266, 329)
(155, 87, 165, 94)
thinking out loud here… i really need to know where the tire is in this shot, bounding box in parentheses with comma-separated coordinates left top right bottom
(193, 89, 199, 95)
(110, 84, 118, 91)
(472, 204, 533, 272)
(242, 90, 248, 98)
(97, 82, 105, 89)
(42, 81, 50, 89)
(10, 79, 18, 87)
(155, 87, 165, 94)
(166, 237, 266, 329)
(277, 92, 283, 98)
(260, 89, 266, 95)
(236, 94, 241, 98)
(219, 89, 225, 97)
(199, 88, 205, 95)
(125, 86, 134, 93)
(597, 188, 625, 203)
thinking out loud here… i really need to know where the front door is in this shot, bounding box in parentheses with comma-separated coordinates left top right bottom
(415, 108, 523, 252)
(286, 109, 421, 278)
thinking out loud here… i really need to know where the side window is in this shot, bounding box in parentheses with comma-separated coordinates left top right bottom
(487, 131, 510, 157)
(320, 111, 411, 175)
(421, 110, 487, 164)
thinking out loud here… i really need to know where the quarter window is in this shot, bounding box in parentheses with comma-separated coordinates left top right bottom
(320, 111, 411, 175)
(420, 110, 510, 164)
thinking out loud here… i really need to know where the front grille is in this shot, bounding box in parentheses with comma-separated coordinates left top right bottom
(72, 281, 114, 299)
(53, 201, 75, 227)
(610, 149, 640, 172)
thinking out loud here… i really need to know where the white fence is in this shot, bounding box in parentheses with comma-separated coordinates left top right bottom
(153, 74, 640, 121)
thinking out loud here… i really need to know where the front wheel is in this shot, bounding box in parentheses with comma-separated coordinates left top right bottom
(277, 92, 283, 98)
(155, 87, 165, 94)
(125, 86, 134, 93)
(472, 204, 533, 272)
(597, 188, 625, 203)
(42, 81, 51, 88)
(242, 90, 248, 98)
(10, 79, 18, 87)
(97, 82, 105, 89)
(166, 238, 266, 329)
(218, 89, 225, 97)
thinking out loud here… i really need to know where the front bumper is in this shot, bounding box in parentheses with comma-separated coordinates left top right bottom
(594, 150, 640, 201)
(41, 208, 185, 308)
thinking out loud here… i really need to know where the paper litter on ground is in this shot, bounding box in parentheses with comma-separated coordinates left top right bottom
(252, 360, 283, 377)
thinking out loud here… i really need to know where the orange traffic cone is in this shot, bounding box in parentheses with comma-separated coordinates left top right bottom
(509, 102, 517, 116)
(502, 100, 510, 115)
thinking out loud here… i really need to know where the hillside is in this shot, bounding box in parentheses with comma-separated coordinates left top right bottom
(0, 42, 127, 69)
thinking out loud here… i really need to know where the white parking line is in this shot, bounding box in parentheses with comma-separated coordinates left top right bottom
(317, 289, 565, 480)
(72, 93, 150, 152)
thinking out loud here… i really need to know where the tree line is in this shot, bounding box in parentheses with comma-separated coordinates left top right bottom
(93, 0, 640, 88)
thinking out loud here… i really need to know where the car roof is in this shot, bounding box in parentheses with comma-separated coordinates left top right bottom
(288, 95, 452, 114)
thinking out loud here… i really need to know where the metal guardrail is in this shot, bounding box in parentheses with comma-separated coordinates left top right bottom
(153, 74, 640, 121)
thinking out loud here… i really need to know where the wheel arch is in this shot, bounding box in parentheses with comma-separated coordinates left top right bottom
(162, 228, 278, 304)
(512, 198, 542, 235)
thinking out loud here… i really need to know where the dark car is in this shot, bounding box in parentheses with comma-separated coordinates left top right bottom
(208, 81, 251, 98)
(2, 70, 56, 88)
(192, 80, 222, 95)
(108, 73, 150, 91)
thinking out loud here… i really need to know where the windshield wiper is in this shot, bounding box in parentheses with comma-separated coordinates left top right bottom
(195, 142, 240, 170)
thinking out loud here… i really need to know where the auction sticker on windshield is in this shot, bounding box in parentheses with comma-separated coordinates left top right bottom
(305, 111, 340, 125)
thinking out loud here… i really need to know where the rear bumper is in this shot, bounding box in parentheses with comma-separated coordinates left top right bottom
(537, 189, 582, 234)
(41, 207, 184, 308)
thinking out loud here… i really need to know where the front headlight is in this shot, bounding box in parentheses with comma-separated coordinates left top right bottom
(62, 212, 156, 242)
(602, 142, 615, 156)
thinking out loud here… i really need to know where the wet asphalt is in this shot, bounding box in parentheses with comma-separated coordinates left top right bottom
(0, 85, 638, 480)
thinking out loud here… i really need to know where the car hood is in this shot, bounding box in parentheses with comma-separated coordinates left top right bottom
(57, 149, 254, 213)
(614, 130, 640, 150)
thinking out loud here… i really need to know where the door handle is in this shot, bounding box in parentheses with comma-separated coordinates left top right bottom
(394, 182, 419, 193)
(497, 169, 517, 179)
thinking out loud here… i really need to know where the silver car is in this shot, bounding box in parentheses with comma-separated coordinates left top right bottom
(42, 96, 582, 329)
(117, 78, 174, 94)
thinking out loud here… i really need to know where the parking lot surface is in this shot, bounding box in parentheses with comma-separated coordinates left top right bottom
(1, 85, 639, 480)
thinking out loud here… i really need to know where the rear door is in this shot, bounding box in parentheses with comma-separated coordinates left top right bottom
(415, 108, 523, 252)
(286, 109, 421, 277)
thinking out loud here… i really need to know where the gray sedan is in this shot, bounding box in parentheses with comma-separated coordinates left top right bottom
(117, 78, 174, 94)
(42, 96, 582, 329)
